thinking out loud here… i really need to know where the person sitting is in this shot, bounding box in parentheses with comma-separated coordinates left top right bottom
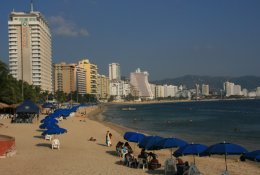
(125, 152, 137, 167)
(116, 141, 124, 157)
(138, 148, 148, 160)
(121, 143, 129, 163)
(183, 161, 190, 175)
(176, 157, 185, 175)
(124, 142, 133, 153)
(148, 155, 161, 170)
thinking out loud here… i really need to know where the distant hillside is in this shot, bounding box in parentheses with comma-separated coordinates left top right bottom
(151, 75, 260, 91)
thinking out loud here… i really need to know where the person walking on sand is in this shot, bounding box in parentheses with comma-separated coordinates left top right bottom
(106, 131, 110, 146)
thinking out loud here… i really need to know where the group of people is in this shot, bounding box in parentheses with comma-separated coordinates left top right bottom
(115, 142, 162, 170)
(106, 132, 192, 173)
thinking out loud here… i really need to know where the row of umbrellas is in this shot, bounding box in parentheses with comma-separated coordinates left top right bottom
(40, 104, 97, 136)
(123, 131, 259, 171)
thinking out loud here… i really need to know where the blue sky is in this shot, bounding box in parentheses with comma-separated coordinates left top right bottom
(0, 0, 260, 80)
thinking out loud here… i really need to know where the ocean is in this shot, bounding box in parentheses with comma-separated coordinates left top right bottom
(102, 99, 260, 151)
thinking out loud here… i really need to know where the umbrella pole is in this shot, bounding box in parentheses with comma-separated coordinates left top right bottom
(193, 155, 195, 165)
(225, 154, 228, 171)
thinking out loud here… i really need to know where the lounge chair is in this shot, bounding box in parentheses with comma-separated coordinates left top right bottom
(187, 163, 203, 175)
(138, 158, 148, 170)
(45, 134, 53, 141)
(52, 138, 60, 150)
(164, 158, 176, 175)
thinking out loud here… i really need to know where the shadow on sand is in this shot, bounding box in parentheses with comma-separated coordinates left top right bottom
(106, 150, 118, 157)
(33, 135, 43, 139)
(97, 143, 107, 147)
(35, 143, 51, 148)
(146, 169, 164, 174)
(36, 129, 44, 132)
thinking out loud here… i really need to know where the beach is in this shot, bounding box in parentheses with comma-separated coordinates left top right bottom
(0, 105, 260, 175)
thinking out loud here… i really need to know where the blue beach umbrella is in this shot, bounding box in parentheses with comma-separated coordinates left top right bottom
(155, 137, 188, 149)
(40, 117, 58, 124)
(203, 142, 248, 171)
(256, 155, 260, 162)
(244, 150, 260, 162)
(173, 143, 208, 164)
(154, 137, 188, 159)
(42, 127, 67, 136)
(138, 136, 164, 150)
(39, 122, 59, 129)
(124, 132, 145, 143)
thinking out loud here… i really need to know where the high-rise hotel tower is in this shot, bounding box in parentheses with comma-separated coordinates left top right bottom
(8, 4, 52, 91)
(109, 63, 121, 80)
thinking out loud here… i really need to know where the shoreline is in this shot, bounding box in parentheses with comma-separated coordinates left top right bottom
(87, 104, 260, 174)
(109, 97, 258, 105)
(0, 105, 259, 175)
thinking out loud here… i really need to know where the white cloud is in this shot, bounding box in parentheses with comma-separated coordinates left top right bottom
(48, 16, 89, 37)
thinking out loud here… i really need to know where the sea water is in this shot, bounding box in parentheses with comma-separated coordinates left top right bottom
(103, 99, 260, 151)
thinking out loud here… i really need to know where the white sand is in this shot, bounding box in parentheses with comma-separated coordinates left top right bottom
(0, 106, 259, 175)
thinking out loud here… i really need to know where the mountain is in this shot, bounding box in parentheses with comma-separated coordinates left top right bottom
(151, 75, 260, 91)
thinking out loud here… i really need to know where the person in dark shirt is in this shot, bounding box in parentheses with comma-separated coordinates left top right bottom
(148, 155, 161, 170)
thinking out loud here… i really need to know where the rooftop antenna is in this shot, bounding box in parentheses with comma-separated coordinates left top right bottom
(30, 0, 34, 12)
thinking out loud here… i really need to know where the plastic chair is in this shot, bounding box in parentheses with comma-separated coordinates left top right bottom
(187, 163, 203, 175)
(138, 158, 148, 170)
(45, 134, 53, 141)
(52, 139, 60, 149)
(164, 158, 176, 175)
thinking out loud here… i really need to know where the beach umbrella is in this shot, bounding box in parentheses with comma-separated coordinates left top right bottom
(173, 143, 208, 164)
(203, 142, 248, 171)
(138, 136, 164, 150)
(42, 127, 67, 136)
(244, 150, 260, 162)
(40, 117, 58, 123)
(256, 155, 260, 162)
(124, 132, 145, 143)
(39, 122, 59, 129)
(155, 137, 188, 149)
(154, 137, 188, 158)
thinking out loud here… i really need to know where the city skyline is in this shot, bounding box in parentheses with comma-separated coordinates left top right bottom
(1, 0, 260, 81)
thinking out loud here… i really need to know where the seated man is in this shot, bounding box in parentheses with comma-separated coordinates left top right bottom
(183, 161, 190, 175)
(176, 158, 185, 175)
(148, 155, 161, 170)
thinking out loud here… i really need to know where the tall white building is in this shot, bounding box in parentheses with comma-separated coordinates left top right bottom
(8, 4, 52, 91)
(109, 63, 121, 80)
(224, 81, 234, 97)
(76, 66, 86, 95)
(233, 85, 242, 96)
(155, 85, 165, 98)
(202, 84, 209, 96)
(130, 68, 153, 99)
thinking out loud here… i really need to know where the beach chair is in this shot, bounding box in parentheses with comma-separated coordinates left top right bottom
(187, 163, 203, 175)
(138, 158, 148, 170)
(52, 138, 60, 150)
(164, 158, 176, 175)
(45, 134, 53, 141)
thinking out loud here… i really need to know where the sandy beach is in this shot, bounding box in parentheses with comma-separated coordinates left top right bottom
(0, 105, 260, 175)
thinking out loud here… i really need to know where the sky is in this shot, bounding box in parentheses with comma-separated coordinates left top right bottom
(0, 0, 260, 81)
